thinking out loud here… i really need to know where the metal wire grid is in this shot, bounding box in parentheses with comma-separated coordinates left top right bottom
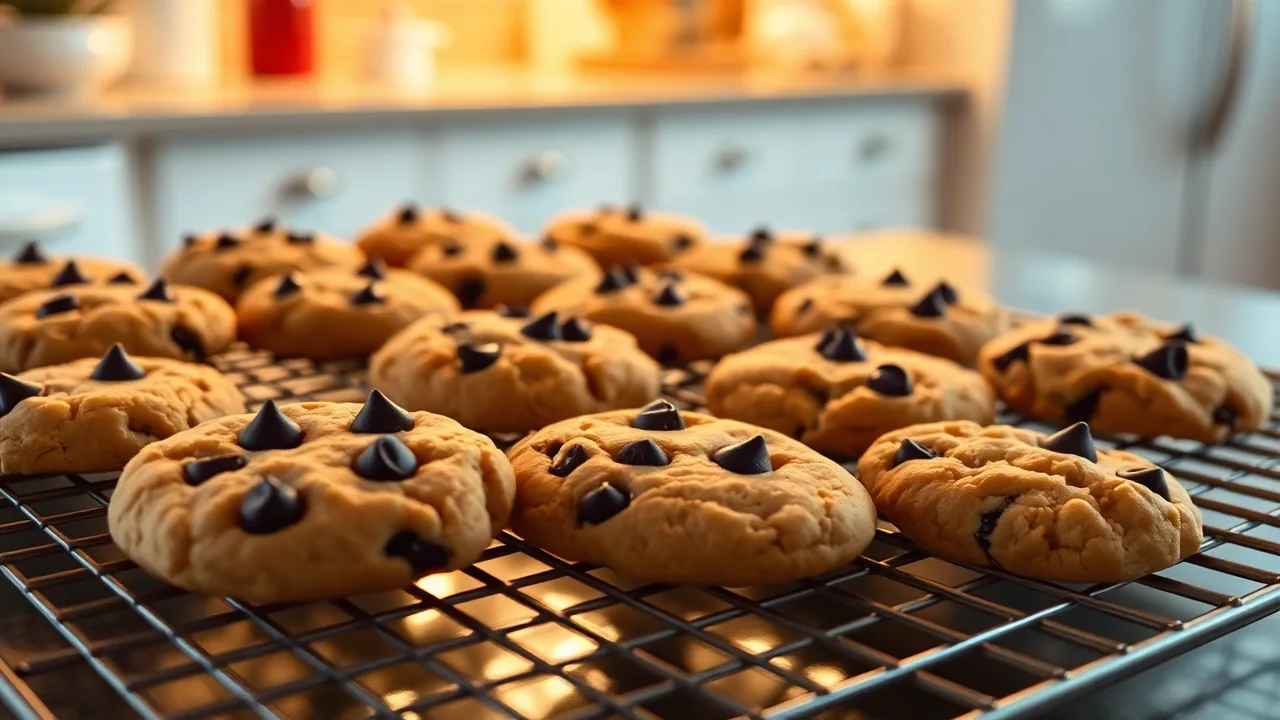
(2, 348, 1280, 720)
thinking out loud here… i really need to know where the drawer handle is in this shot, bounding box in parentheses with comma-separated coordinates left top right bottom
(712, 143, 751, 174)
(520, 150, 568, 186)
(282, 167, 341, 200)
(857, 134, 893, 163)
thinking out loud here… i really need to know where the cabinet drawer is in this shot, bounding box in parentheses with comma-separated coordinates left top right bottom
(650, 106, 802, 206)
(798, 99, 941, 184)
(154, 128, 419, 248)
(0, 144, 134, 263)
(434, 114, 636, 235)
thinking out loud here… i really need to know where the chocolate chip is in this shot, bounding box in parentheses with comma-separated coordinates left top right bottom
(238, 400, 305, 451)
(90, 343, 145, 381)
(170, 326, 206, 361)
(1213, 405, 1236, 427)
(1065, 388, 1103, 423)
(441, 321, 470, 335)
(286, 232, 314, 245)
(353, 435, 419, 481)
(713, 435, 771, 475)
(561, 317, 593, 342)
(595, 268, 632, 294)
(36, 294, 78, 318)
(541, 235, 559, 252)
(802, 235, 823, 258)
(384, 531, 451, 574)
(138, 278, 176, 302)
(748, 226, 773, 244)
(351, 281, 385, 306)
(274, 273, 303, 299)
(182, 233, 198, 249)
(1038, 329, 1077, 346)
(232, 264, 254, 288)
(867, 364, 912, 396)
(455, 277, 486, 309)
(0, 373, 42, 415)
(183, 454, 247, 486)
(357, 258, 387, 280)
(909, 287, 948, 317)
(1042, 422, 1097, 463)
(442, 241, 464, 257)
(620, 264, 641, 284)
(492, 242, 519, 264)
(652, 282, 686, 307)
(254, 217, 277, 234)
(1118, 466, 1171, 501)
(626, 203, 643, 222)
(215, 234, 240, 251)
(522, 311, 562, 341)
(1135, 344, 1189, 381)
(935, 281, 959, 305)
(992, 342, 1030, 372)
(440, 206, 462, 223)
(671, 233, 695, 252)
(816, 325, 866, 362)
(238, 477, 306, 534)
(657, 344, 680, 365)
(50, 260, 89, 287)
(1059, 313, 1092, 326)
(976, 496, 1016, 561)
(632, 399, 685, 431)
(577, 483, 630, 525)
(398, 204, 419, 224)
(550, 444, 588, 477)
(882, 268, 910, 286)
(1165, 323, 1197, 343)
(739, 243, 766, 263)
(351, 389, 414, 434)
(477, 302, 523, 319)
(457, 342, 501, 373)
(893, 438, 935, 466)
(616, 439, 668, 466)
(796, 298, 814, 313)
(107, 271, 136, 285)
(13, 241, 47, 264)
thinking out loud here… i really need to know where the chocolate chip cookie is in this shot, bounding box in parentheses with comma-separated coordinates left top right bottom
(531, 265, 756, 363)
(0, 344, 244, 474)
(0, 241, 147, 303)
(770, 270, 1010, 365)
(978, 312, 1272, 442)
(407, 234, 600, 310)
(108, 392, 517, 603)
(707, 325, 995, 458)
(669, 227, 853, 313)
(356, 203, 517, 267)
(0, 280, 236, 373)
(543, 204, 707, 267)
(508, 402, 877, 585)
(161, 219, 364, 302)
(369, 310, 662, 433)
(858, 420, 1203, 582)
(236, 263, 460, 360)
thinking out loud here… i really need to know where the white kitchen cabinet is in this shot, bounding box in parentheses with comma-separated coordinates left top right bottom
(797, 99, 941, 186)
(432, 114, 635, 235)
(153, 127, 421, 250)
(0, 144, 134, 262)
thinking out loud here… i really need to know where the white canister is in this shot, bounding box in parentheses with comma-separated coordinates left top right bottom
(119, 0, 219, 86)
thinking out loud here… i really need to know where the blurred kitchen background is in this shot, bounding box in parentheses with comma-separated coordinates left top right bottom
(0, 0, 1276, 290)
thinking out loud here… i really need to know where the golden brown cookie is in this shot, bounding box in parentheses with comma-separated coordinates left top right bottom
(858, 420, 1203, 582)
(531, 265, 756, 363)
(707, 325, 995, 457)
(236, 261, 459, 360)
(978, 312, 1272, 442)
(771, 270, 1010, 364)
(543, 204, 707, 267)
(508, 403, 877, 585)
(0, 344, 244, 474)
(356, 203, 517, 267)
(107, 393, 516, 603)
(370, 310, 662, 433)
(0, 280, 236, 373)
(0, 241, 146, 303)
(668, 227, 852, 313)
(407, 234, 600, 311)
(160, 219, 364, 302)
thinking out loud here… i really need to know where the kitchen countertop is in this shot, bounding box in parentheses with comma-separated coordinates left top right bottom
(0, 66, 966, 144)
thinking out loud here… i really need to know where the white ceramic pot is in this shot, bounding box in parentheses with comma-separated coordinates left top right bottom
(0, 15, 134, 97)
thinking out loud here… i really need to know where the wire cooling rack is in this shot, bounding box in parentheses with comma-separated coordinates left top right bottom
(2, 346, 1280, 720)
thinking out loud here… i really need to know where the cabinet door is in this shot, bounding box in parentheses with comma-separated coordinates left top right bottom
(154, 127, 420, 249)
(0, 144, 135, 263)
(797, 99, 941, 186)
(434, 114, 635, 235)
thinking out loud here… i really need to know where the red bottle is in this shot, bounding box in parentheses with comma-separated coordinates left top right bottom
(248, 0, 316, 77)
